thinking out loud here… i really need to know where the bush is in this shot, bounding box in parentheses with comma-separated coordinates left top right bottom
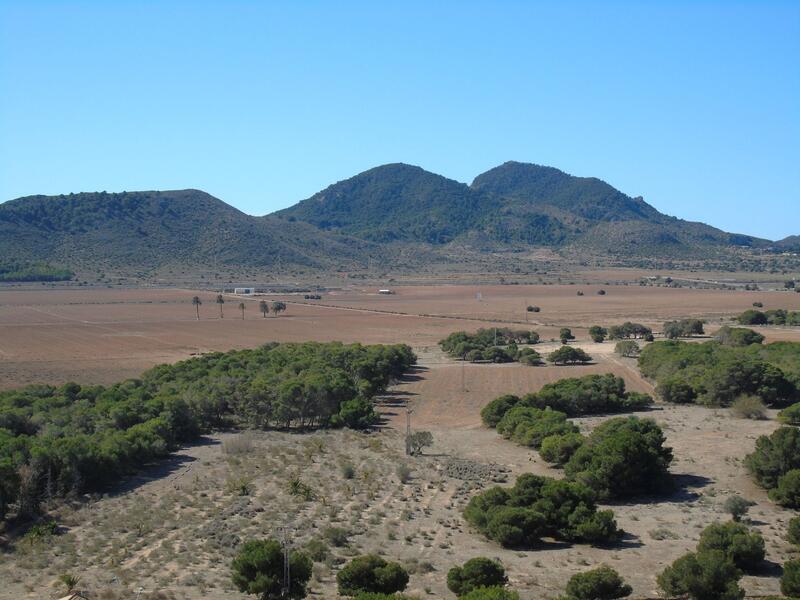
(231, 539, 313, 600)
(788, 516, 800, 546)
(463, 474, 621, 548)
(656, 376, 696, 404)
(337, 555, 409, 596)
(564, 417, 673, 499)
(696, 521, 765, 572)
(608, 322, 652, 340)
(730, 395, 767, 420)
(657, 550, 743, 600)
(769, 469, 800, 508)
(524, 374, 652, 417)
(564, 566, 632, 600)
(746, 427, 800, 491)
(354, 595, 421, 600)
(663, 319, 705, 339)
(560, 328, 576, 343)
(738, 309, 768, 325)
(714, 326, 765, 347)
(324, 526, 350, 547)
(547, 346, 592, 365)
(540, 433, 585, 466)
(527, 305, 540, 313)
(447, 557, 507, 596)
(778, 403, 800, 425)
(460, 587, 520, 600)
(481, 395, 521, 428)
(496, 407, 578, 449)
(516, 348, 543, 366)
(614, 340, 640, 357)
(409, 431, 434, 455)
(782, 559, 800, 597)
(722, 496, 754, 522)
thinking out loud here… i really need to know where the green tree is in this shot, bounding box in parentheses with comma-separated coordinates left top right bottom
(337, 555, 409, 596)
(564, 566, 631, 600)
(782, 559, 800, 597)
(231, 539, 313, 600)
(588, 326, 607, 343)
(657, 551, 744, 600)
(259, 300, 269, 318)
(408, 430, 434, 456)
(559, 328, 575, 344)
(547, 346, 592, 365)
(460, 588, 520, 600)
(447, 557, 507, 596)
(614, 340, 640, 358)
(696, 521, 765, 571)
(540, 433, 585, 466)
(271, 301, 287, 317)
(216, 293, 225, 318)
(770, 469, 800, 508)
(745, 427, 800, 491)
(239, 302, 246, 319)
(192, 295, 202, 320)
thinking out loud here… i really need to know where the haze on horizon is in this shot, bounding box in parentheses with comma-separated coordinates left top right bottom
(0, 1, 798, 240)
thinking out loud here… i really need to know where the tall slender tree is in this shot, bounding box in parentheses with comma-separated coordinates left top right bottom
(259, 300, 268, 318)
(239, 302, 246, 320)
(192, 296, 202, 320)
(216, 294, 225, 318)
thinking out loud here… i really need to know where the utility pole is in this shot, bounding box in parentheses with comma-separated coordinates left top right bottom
(276, 526, 291, 598)
(405, 404, 413, 456)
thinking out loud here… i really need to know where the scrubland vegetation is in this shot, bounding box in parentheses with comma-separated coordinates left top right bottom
(440, 329, 542, 364)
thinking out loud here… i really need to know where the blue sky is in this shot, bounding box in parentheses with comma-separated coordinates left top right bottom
(1, 1, 798, 240)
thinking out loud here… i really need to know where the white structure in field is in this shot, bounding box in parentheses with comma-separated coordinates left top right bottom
(378, 289, 394, 295)
(234, 287, 255, 295)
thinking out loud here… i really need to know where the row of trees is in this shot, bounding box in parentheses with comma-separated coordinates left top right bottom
(745, 426, 800, 508)
(738, 308, 800, 326)
(639, 339, 800, 407)
(0, 341, 416, 520)
(191, 295, 287, 320)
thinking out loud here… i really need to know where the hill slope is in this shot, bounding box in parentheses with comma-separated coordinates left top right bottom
(0, 189, 376, 274)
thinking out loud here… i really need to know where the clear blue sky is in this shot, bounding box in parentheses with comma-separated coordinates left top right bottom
(1, 1, 798, 240)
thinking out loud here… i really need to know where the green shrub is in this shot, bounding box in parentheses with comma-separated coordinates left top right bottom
(337, 555, 409, 596)
(540, 433, 585, 466)
(324, 526, 350, 547)
(788, 516, 800, 547)
(496, 407, 578, 449)
(564, 565, 632, 599)
(460, 587, 520, 600)
(696, 521, 765, 572)
(746, 427, 800, 491)
(447, 557, 507, 596)
(614, 340, 640, 358)
(589, 326, 608, 343)
(783, 559, 800, 597)
(481, 395, 520, 428)
(657, 550, 744, 600)
(770, 469, 800, 508)
(231, 539, 313, 600)
(722, 496, 753, 522)
(523, 374, 652, 417)
(714, 326, 765, 347)
(778, 403, 800, 425)
(564, 417, 673, 500)
(463, 474, 621, 548)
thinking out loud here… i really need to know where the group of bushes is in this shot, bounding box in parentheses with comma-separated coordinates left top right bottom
(639, 340, 800, 407)
(0, 341, 416, 520)
(607, 322, 653, 340)
(738, 308, 800, 326)
(232, 541, 635, 600)
(439, 329, 543, 365)
(482, 374, 652, 423)
(463, 473, 622, 547)
(713, 326, 765, 347)
(657, 520, 766, 600)
(745, 426, 800, 508)
(0, 261, 73, 282)
(663, 318, 705, 339)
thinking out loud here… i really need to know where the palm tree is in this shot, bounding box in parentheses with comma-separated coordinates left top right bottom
(259, 300, 268, 318)
(216, 294, 225, 318)
(270, 301, 287, 317)
(238, 302, 246, 320)
(192, 296, 202, 320)
(59, 573, 80, 594)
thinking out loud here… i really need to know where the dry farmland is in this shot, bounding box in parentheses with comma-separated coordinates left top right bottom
(1, 282, 800, 599)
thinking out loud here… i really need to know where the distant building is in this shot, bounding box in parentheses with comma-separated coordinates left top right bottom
(378, 289, 394, 295)
(234, 287, 255, 295)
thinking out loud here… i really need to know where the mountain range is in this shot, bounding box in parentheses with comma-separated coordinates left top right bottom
(0, 162, 793, 278)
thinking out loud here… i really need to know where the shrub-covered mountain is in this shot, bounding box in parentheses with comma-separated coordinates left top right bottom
(0, 189, 378, 274)
(0, 162, 784, 277)
(278, 161, 766, 257)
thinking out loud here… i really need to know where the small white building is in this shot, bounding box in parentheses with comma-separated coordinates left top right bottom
(234, 287, 255, 295)
(378, 289, 394, 295)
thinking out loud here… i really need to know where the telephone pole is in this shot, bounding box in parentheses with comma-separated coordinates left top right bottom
(276, 526, 291, 597)
(405, 404, 413, 455)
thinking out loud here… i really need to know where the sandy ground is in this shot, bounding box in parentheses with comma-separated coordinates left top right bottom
(1, 285, 798, 389)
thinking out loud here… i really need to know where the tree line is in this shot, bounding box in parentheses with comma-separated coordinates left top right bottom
(0, 341, 416, 521)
